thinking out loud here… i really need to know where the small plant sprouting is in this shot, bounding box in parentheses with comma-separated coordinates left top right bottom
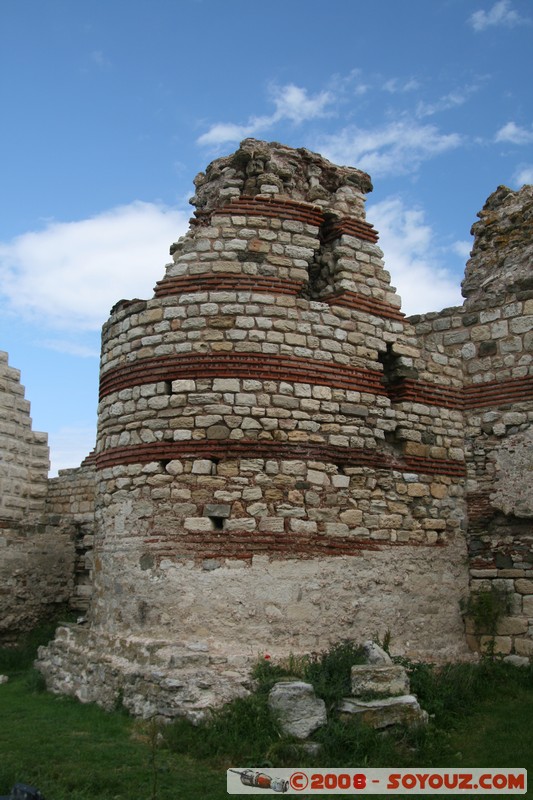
(461, 585, 512, 655)
(461, 586, 512, 635)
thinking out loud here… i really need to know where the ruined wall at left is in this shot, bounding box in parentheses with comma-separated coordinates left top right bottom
(0, 351, 94, 643)
(0, 351, 49, 524)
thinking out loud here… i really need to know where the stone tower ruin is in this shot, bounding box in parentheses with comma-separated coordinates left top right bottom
(0, 139, 522, 719)
(36, 139, 496, 719)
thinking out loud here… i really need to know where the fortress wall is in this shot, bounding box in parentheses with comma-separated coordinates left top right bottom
(45, 463, 97, 612)
(37, 140, 471, 719)
(459, 186, 533, 657)
(0, 352, 74, 643)
(3, 143, 527, 715)
(410, 185, 533, 657)
(0, 351, 49, 525)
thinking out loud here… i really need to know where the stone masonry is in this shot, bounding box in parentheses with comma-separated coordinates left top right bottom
(0, 351, 96, 643)
(2, 140, 531, 718)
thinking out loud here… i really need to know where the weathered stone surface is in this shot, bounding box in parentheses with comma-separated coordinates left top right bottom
(191, 138, 372, 217)
(268, 681, 327, 739)
(491, 429, 533, 518)
(0, 351, 96, 642)
(351, 665, 410, 697)
(462, 184, 533, 307)
(363, 641, 392, 665)
(503, 654, 530, 668)
(5, 141, 533, 714)
(339, 695, 428, 729)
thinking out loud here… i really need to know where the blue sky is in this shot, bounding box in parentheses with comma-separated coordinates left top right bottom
(1, 0, 532, 475)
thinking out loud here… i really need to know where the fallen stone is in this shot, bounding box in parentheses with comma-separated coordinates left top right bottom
(338, 695, 428, 729)
(363, 640, 392, 665)
(351, 664, 410, 697)
(503, 654, 530, 668)
(268, 681, 327, 739)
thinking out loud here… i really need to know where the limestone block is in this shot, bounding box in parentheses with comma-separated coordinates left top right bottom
(522, 596, 533, 615)
(515, 579, 533, 595)
(268, 681, 327, 739)
(351, 665, 410, 697)
(514, 638, 533, 657)
(503, 654, 530, 667)
(363, 641, 392, 665)
(496, 616, 529, 636)
(339, 695, 428, 729)
(479, 636, 512, 655)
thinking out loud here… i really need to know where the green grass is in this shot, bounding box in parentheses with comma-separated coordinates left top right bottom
(1, 631, 532, 799)
(0, 674, 228, 800)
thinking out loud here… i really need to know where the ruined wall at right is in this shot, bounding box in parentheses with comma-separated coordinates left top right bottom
(411, 185, 533, 658)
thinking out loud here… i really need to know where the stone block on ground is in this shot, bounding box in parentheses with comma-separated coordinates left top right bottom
(268, 681, 327, 739)
(351, 664, 410, 697)
(363, 640, 392, 665)
(338, 695, 428, 729)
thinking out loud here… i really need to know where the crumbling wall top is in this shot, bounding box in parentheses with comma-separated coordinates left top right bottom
(190, 138, 373, 219)
(462, 184, 533, 308)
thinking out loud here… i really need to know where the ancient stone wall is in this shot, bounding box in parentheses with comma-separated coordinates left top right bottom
(45, 462, 97, 613)
(0, 352, 65, 642)
(0, 352, 96, 642)
(3, 142, 529, 717)
(410, 185, 533, 658)
(37, 140, 471, 719)
(0, 351, 49, 525)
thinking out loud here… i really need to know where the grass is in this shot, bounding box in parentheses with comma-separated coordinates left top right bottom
(0, 675, 228, 800)
(1, 631, 532, 799)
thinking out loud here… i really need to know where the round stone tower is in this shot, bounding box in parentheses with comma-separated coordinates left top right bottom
(39, 140, 469, 718)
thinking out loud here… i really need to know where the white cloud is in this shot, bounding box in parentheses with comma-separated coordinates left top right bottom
(513, 164, 533, 185)
(48, 425, 97, 477)
(316, 121, 462, 178)
(469, 0, 523, 30)
(197, 83, 333, 147)
(270, 84, 331, 122)
(0, 202, 188, 331)
(495, 121, 533, 144)
(368, 197, 463, 315)
(383, 78, 420, 94)
(450, 240, 472, 260)
(198, 122, 256, 147)
(416, 86, 479, 119)
(40, 339, 100, 358)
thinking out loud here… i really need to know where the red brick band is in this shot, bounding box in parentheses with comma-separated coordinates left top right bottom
(144, 530, 444, 564)
(321, 217, 379, 244)
(94, 438, 466, 477)
(154, 273, 304, 299)
(467, 491, 492, 521)
(193, 195, 324, 227)
(389, 375, 533, 411)
(323, 290, 405, 321)
(191, 195, 379, 243)
(464, 375, 533, 409)
(154, 276, 404, 324)
(80, 450, 98, 467)
(99, 352, 386, 401)
(388, 379, 464, 410)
